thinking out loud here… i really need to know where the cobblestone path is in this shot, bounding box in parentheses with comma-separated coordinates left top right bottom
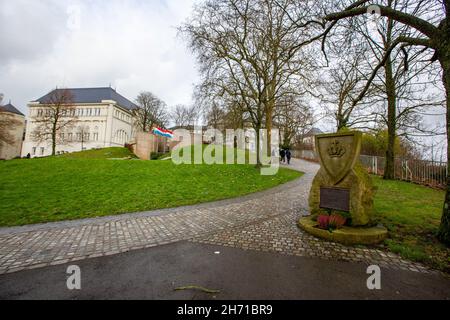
(0, 159, 437, 275)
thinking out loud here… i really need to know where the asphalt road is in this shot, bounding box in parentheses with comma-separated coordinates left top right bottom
(0, 241, 449, 300)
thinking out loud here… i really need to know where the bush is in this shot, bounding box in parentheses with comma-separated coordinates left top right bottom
(150, 152, 160, 160)
(317, 215, 330, 229)
(317, 214, 347, 231)
(328, 214, 347, 230)
(124, 143, 134, 153)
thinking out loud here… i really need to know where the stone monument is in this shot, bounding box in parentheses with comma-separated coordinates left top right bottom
(299, 131, 387, 245)
(309, 131, 372, 225)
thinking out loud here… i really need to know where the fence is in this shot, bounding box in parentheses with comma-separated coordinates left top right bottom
(293, 149, 447, 189)
(360, 155, 447, 189)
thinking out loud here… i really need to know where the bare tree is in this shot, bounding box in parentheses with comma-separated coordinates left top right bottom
(32, 89, 78, 156)
(320, 45, 378, 131)
(133, 92, 169, 131)
(76, 124, 90, 152)
(181, 0, 317, 164)
(196, 81, 247, 131)
(205, 102, 227, 129)
(171, 104, 200, 127)
(347, 0, 445, 179)
(297, 0, 450, 243)
(274, 94, 315, 148)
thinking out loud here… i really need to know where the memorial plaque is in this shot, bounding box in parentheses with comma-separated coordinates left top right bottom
(320, 187, 350, 212)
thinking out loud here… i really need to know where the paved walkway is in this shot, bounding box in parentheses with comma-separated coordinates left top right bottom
(2, 241, 449, 300)
(0, 159, 437, 275)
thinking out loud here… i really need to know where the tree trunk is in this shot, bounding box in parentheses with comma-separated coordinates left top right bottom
(255, 124, 262, 168)
(437, 54, 450, 245)
(266, 107, 273, 157)
(143, 113, 148, 132)
(383, 12, 396, 180)
(52, 122, 57, 156)
(384, 53, 397, 180)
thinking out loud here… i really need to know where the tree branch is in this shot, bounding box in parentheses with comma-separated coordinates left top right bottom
(325, 4, 439, 39)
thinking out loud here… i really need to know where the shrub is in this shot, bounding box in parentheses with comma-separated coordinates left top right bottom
(150, 152, 160, 160)
(317, 215, 330, 230)
(125, 143, 134, 153)
(317, 214, 346, 231)
(328, 214, 347, 230)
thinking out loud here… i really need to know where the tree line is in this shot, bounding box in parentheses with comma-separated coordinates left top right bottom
(178, 0, 450, 244)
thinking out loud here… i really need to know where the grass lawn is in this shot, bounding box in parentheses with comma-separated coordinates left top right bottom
(0, 148, 302, 227)
(372, 176, 449, 272)
(59, 147, 137, 159)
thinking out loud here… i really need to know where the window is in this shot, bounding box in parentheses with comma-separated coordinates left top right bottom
(93, 133, 99, 141)
(68, 133, 73, 141)
(115, 130, 128, 143)
(76, 133, 82, 141)
(84, 133, 90, 141)
(32, 147, 36, 155)
(40, 147, 45, 155)
(60, 133, 65, 140)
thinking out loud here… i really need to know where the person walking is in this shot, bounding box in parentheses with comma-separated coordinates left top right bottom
(286, 149, 292, 165)
(280, 148, 286, 163)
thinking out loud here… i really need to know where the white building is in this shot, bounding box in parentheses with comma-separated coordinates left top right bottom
(302, 127, 324, 148)
(0, 103, 25, 160)
(22, 87, 137, 157)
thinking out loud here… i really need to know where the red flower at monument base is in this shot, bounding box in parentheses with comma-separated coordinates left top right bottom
(317, 215, 330, 230)
(317, 214, 347, 231)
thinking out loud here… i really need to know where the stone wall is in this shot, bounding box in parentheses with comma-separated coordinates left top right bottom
(0, 113, 25, 160)
(132, 132, 169, 160)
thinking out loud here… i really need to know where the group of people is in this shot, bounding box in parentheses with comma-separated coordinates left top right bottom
(280, 148, 292, 165)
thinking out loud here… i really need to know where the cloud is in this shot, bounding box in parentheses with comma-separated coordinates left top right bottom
(0, 0, 67, 64)
(0, 0, 199, 115)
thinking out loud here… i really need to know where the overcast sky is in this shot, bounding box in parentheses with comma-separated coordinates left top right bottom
(0, 0, 445, 159)
(0, 0, 199, 115)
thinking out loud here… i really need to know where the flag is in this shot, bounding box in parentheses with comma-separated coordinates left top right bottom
(152, 127, 174, 139)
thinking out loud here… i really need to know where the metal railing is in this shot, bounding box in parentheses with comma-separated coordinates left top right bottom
(359, 155, 446, 189)
(294, 150, 447, 189)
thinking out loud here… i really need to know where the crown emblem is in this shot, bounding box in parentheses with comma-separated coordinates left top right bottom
(327, 140, 346, 158)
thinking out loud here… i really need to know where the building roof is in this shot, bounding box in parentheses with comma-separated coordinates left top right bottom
(34, 87, 138, 111)
(305, 127, 324, 137)
(0, 103, 24, 116)
(169, 125, 208, 131)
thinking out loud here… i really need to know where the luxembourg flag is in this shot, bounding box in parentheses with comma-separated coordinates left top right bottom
(152, 127, 174, 139)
